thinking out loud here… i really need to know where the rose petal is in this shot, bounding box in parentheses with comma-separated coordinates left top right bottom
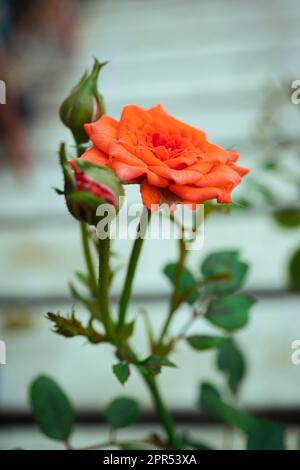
(146, 170, 169, 187)
(150, 166, 202, 185)
(77, 146, 110, 167)
(110, 161, 146, 183)
(140, 179, 161, 210)
(110, 142, 148, 167)
(148, 105, 207, 142)
(136, 147, 167, 167)
(166, 155, 198, 169)
(118, 105, 153, 137)
(84, 115, 118, 154)
(230, 163, 250, 176)
(227, 150, 240, 162)
(195, 165, 242, 188)
(169, 184, 223, 203)
(202, 142, 229, 163)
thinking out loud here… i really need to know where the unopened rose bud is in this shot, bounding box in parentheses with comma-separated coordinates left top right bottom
(59, 58, 107, 146)
(59, 144, 124, 225)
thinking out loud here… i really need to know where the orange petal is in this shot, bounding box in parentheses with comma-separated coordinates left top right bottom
(148, 104, 206, 142)
(147, 104, 168, 118)
(230, 163, 250, 176)
(227, 150, 240, 162)
(118, 105, 153, 137)
(84, 115, 118, 153)
(195, 165, 241, 189)
(140, 180, 161, 210)
(110, 161, 146, 183)
(217, 190, 232, 203)
(118, 133, 138, 154)
(150, 166, 202, 185)
(187, 161, 213, 174)
(147, 170, 169, 188)
(169, 184, 222, 203)
(202, 142, 229, 163)
(109, 142, 148, 168)
(78, 146, 110, 167)
(136, 147, 167, 167)
(166, 155, 198, 169)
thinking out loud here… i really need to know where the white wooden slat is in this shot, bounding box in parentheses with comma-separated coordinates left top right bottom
(1, 295, 300, 411)
(79, 23, 299, 54)
(0, 210, 299, 297)
(81, 0, 300, 37)
(40, 71, 285, 110)
(77, 0, 300, 62)
(84, 0, 300, 23)
(0, 425, 297, 450)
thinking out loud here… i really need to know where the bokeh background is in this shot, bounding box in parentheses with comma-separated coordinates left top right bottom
(1, 0, 300, 449)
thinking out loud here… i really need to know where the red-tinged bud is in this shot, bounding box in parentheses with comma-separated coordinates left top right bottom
(59, 144, 124, 225)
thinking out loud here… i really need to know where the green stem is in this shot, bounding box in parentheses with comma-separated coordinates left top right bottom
(140, 371, 181, 449)
(117, 209, 151, 330)
(98, 236, 114, 338)
(122, 343, 180, 448)
(76, 143, 86, 157)
(80, 222, 98, 297)
(158, 238, 187, 345)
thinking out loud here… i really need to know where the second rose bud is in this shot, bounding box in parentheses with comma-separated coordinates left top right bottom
(59, 144, 124, 226)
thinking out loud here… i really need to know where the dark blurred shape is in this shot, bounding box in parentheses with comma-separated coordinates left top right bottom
(0, 0, 80, 175)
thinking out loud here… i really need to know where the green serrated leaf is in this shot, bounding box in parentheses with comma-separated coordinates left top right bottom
(199, 382, 254, 433)
(106, 397, 140, 429)
(186, 335, 227, 351)
(206, 295, 255, 331)
(30, 375, 74, 441)
(247, 420, 285, 450)
(112, 362, 130, 385)
(217, 338, 246, 394)
(201, 251, 248, 295)
(163, 263, 199, 304)
(199, 382, 286, 450)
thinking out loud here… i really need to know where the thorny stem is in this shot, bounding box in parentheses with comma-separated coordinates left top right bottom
(140, 371, 181, 449)
(77, 194, 179, 447)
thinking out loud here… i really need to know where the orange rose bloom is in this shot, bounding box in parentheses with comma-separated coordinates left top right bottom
(77, 104, 249, 210)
